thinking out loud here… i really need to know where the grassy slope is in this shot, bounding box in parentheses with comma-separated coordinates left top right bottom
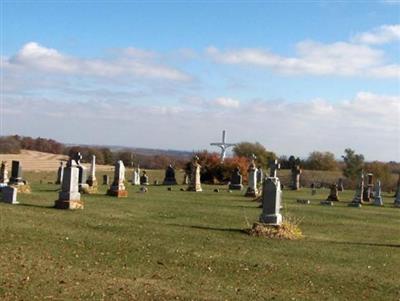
(0, 171, 399, 301)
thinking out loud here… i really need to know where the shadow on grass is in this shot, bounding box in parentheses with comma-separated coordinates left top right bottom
(17, 203, 55, 210)
(310, 239, 400, 249)
(169, 223, 247, 234)
(35, 189, 60, 192)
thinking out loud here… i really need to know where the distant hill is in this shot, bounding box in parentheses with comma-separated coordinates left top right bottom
(66, 143, 195, 159)
(0, 150, 112, 172)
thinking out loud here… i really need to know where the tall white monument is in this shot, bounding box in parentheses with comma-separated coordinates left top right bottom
(210, 130, 237, 162)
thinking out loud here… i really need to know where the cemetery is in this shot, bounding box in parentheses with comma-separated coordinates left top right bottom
(0, 146, 399, 300)
(1, 2, 399, 300)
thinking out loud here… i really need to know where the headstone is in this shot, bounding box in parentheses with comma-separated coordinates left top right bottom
(103, 175, 110, 185)
(140, 170, 149, 186)
(132, 167, 141, 185)
(163, 164, 177, 185)
(394, 173, 400, 198)
(349, 172, 364, 207)
(310, 182, 317, 195)
(269, 159, 280, 178)
(259, 177, 282, 225)
(297, 199, 310, 205)
(373, 180, 383, 206)
(245, 154, 258, 197)
(229, 167, 243, 190)
(187, 156, 202, 192)
(9, 160, 24, 185)
(86, 155, 98, 187)
(1, 186, 18, 204)
(107, 160, 128, 197)
(8, 161, 30, 193)
(182, 174, 189, 185)
(54, 159, 83, 209)
(337, 178, 344, 192)
(257, 168, 264, 185)
(290, 165, 302, 190)
(362, 173, 373, 202)
(0, 161, 9, 184)
(55, 161, 64, 185)
(394, 177, 400, 207)
(326, 184, 340, 202)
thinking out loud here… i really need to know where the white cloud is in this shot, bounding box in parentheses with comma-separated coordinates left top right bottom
(3, 92, 399, 161)
(6, 42, 191, 81)
(207, 40, 398, 78)
(352, 24, 400, 44)
(211, 97, 240, 109)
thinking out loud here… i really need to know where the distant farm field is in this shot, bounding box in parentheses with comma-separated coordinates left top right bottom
(0, 170, 399, 300)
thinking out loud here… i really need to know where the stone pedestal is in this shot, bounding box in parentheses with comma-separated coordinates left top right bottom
(259, 177, 282, 225)
(107, 160, 128, 198)
(54, 159, 83, 210)
(1, 186, 18, 204)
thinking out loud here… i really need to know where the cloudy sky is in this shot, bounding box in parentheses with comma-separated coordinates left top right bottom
(2, 1, 399, 161)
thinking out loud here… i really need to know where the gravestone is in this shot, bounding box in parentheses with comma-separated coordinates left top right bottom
(163, 164, 177, 185)
(140, 170, 149, 186)
(394, 176, 400, 207)
(269, 159, 280, 178)
(259, 177, 282, 225)
(86, 155, 98, 188)
(9, 160, 24, 185)
(326, 184, 340, 202)
(290, 165, 302, 190)
(55, 161, 64, 185)
(310, 182, 317, 195)
(71, 152, 88, 193)
(0, 161, 9, 185)
(297, 199, 310, 205)
(187, 156, 202, 192)
(245, 154, 258, 197)
(132, 167, 141, 185)
(257, 168, 264, 185)
(337, 178, 344, 192)
(107, 160, 128, 197)
(229, 167, 243, 190)
(349, 172, 364, 207)
(182, 174, 189, 185)
(103, 175, 110, 185)
(373, 180, 383, 206)
(362, 173, 373, 202)
(1, 186, 18, 204)
(8, 161, 30, 193)
(54, 158, 83, 209)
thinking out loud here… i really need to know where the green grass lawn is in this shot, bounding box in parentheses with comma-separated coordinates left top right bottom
(0, 171, 399, 300)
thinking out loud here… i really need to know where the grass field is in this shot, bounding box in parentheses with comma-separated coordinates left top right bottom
(0, 171, 399, 300)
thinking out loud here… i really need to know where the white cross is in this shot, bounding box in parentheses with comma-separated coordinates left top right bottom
(210, 130, 237, 162)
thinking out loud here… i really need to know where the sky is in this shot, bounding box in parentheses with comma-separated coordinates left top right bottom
(1, 1, 400, 161)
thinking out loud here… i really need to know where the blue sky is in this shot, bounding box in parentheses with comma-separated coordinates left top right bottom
(2, 1, 400, 161)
